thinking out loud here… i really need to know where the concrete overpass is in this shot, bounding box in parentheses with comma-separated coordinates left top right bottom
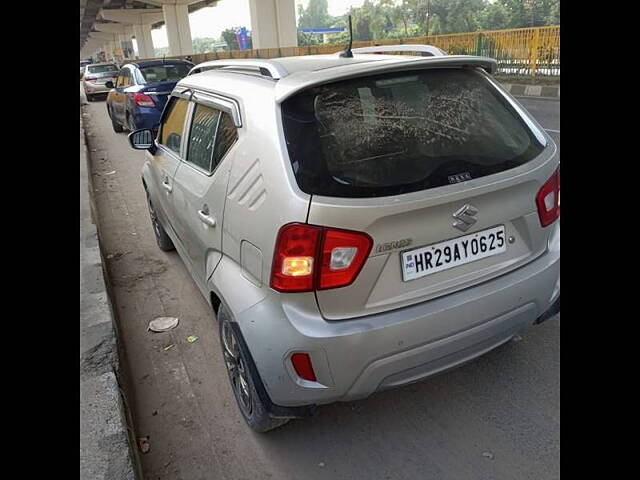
(80, 0, 298, 62)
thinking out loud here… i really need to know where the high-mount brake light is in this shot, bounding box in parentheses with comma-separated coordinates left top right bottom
(536, 168, 560, 227)
(270, 223, 373, 292)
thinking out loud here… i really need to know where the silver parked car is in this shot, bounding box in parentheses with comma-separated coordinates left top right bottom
(80, 60, 91, 79)
(82, 62, 119, 101)
(128, 46, 560, 432)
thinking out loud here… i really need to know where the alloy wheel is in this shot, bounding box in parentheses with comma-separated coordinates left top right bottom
(146, 195, 162, 240)
(221, 321, 253, 416)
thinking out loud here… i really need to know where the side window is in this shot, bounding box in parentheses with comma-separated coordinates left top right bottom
(116, 73, 124, 87)
(186, 104, 221, 172)
(186, 104, 239, 174)
(159, 97, 189, 155)
(122, 69, 131, 87)
(134, 69, 145, 85)
(212, 112, 238, 167)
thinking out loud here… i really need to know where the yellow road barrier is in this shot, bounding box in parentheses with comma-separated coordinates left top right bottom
(134, 26, 560, 77)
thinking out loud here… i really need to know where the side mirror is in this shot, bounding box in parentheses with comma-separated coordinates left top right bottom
(128, 129, 157, 153)
(105, 81, 114, 89)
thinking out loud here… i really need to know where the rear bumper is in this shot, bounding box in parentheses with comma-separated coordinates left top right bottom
(132, 109, 162, 130)
(236, 226, 560, 408)
(536, 295, 559, 324)
(83, 83, 111, 95)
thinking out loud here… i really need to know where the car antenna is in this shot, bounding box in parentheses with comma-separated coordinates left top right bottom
(339, 15, 354, 58)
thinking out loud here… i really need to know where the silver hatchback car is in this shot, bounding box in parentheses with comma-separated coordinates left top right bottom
(82, 62, 119, 101)
(128, 46, 560, 432)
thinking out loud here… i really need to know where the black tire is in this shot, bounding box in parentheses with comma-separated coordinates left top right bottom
(218, 304, 290, 433)
(126, 112, 137, 132)
(108, 106, 124, 133)
(86, 93, 93, 102)
(145, 190, 174, 251)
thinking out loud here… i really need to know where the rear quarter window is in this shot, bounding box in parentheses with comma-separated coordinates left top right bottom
(139, 64, 191, 83)
(281, 68, 545, 198)
(87, 65, 118, 74)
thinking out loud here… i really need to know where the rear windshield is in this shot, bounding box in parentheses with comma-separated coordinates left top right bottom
(281, 68, 545, 198)
(87, 64, 118, 74)
(138, 64, 191, 83)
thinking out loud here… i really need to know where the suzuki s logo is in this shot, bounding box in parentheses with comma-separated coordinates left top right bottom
(452, 204, 478, 232)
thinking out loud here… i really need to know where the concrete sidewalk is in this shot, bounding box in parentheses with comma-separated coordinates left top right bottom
(80, 105, 137, 480)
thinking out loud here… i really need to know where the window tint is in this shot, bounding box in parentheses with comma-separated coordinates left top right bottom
(186, 105, 221, 172)
(87, 64, 118, 74)
(186, 104, 238, 174)
(139, 64, 191, 83)
(282, 68, 545, 198)
(159, 97, 189, 155)
(119, 69, 130, 87)
(212, 112, 238, 166)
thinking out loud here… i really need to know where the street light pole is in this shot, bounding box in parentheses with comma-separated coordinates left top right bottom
(426, 0, 431, 36)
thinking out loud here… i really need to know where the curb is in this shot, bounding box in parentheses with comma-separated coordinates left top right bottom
(501, 83, 560, 99)
(80, 103, 139, 480)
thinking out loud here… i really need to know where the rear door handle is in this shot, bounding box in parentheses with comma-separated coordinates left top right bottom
(161, 178, 172, 193)
(197, 209, 216, 227)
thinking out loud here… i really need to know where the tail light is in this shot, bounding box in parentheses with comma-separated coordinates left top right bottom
(536, 168, 560, 227)
(270, 223, 373, 293)
(84, 76, 97, 81)
(133, 93, 155, 108)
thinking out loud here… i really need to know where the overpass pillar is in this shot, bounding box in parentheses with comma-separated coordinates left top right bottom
(133, 23, 155, 59)
(103, 43, 114, 62)
(162, 3, 193, 55)
(112, 40, 122, 61)
(248, 0, 297, 49)
(118, 33, 130, 58)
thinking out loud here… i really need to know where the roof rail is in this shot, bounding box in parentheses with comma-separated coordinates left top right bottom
(351, 44, 447, 57)
(188, 59, 289, 79)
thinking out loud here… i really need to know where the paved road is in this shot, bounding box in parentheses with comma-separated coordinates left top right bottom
(82, 89, 559, 480)
(517, 97, 560, 157)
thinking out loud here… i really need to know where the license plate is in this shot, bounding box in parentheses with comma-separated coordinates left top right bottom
(401, 225, 506, 281)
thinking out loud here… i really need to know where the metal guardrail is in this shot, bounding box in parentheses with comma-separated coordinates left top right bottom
(130, 26, 559, 77)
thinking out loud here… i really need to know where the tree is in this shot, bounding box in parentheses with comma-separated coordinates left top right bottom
(297, 31, 321, 46)
(498, 0, 559, 28)
(355, 15, 373, 41)
(391, 2, 412, 36)
(192, 37, 221, 54)
(221, 28, 239, 50)
(425, 0, 485, 34)
(478, 3, 511, 31)
(219, 28, 253, 51)
(326, 1, 560, 43)
(298, 0, 333, 29)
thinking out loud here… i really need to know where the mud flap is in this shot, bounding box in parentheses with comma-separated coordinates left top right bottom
(229, 321, 317, 419)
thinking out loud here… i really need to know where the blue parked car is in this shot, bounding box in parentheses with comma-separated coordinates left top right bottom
(106, 59, 193, 133)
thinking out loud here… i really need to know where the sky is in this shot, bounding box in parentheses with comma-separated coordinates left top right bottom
(151, 0, 368, 48)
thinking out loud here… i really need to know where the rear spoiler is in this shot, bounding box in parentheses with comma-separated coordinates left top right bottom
(274, 55, 497, 103)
